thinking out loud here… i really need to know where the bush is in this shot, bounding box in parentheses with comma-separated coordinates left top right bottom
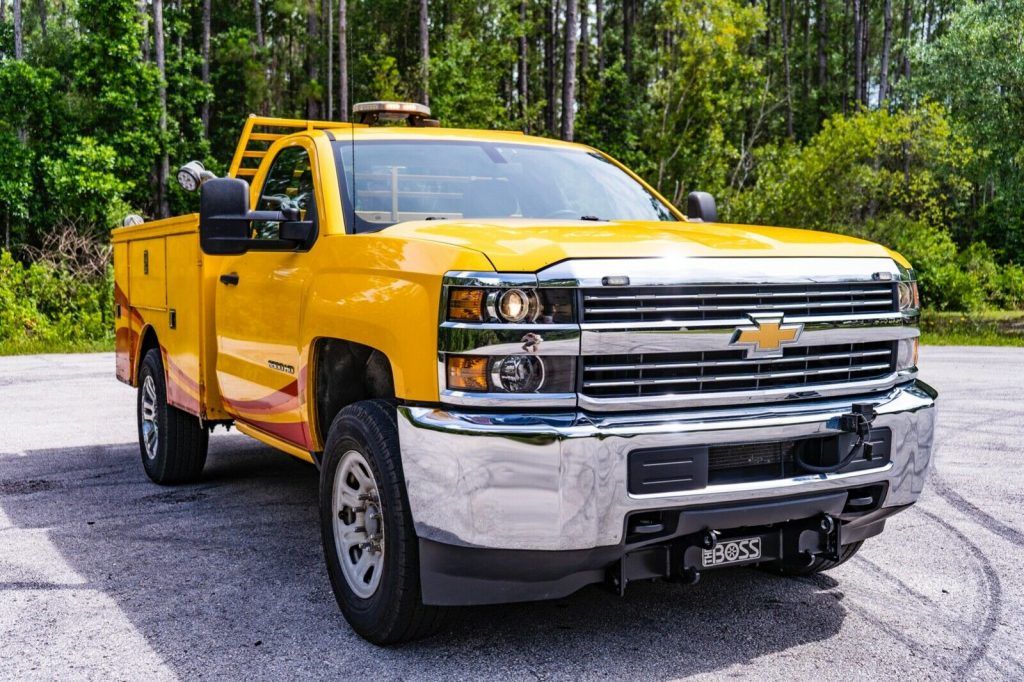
(0, 250, 113, 354)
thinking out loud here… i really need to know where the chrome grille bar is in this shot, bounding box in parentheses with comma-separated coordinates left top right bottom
(586, 349, 892, 373)
(583, 363, 893, 388)
(582, 282, 898, 324)
(581, 342, 897, 399)
(587, 298, 894, 315)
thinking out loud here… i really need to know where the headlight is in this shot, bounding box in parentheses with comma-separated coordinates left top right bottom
(445, 354, 575, 393)
(446, 287, 574, 324)
(495, 288, 538, 323)
(896, 337, 919, 371)
(897, 281, 919, 311)
(492, 355, 545, 392)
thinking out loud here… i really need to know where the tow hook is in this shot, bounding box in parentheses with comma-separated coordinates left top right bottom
(700, 529, 719, 549)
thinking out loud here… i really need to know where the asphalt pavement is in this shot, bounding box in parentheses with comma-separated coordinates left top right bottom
(1, 347, 1022, 680)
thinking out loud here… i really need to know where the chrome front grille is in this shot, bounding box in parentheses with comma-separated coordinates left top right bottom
(581, 282, 898, 324)
(581, 342, 897, 399)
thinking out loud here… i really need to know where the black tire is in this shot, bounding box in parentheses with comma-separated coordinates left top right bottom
(137, 348, 208, 484)
(319, 399, 447, 645)
(769, 541, 864, 577)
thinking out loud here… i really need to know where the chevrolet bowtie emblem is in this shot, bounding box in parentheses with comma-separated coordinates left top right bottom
(730, 313, 803, 359)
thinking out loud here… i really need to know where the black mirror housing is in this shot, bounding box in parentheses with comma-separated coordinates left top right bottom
(200, 178, 252, 255)
(687, 191, 718, 223)
(279, 220, 315, 243)
(199, 177, 316, 254)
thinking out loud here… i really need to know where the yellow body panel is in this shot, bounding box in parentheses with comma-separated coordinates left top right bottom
(112, 115, 913, 461)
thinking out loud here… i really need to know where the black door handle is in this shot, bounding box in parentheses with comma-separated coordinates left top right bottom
(220, 273, 240, 286)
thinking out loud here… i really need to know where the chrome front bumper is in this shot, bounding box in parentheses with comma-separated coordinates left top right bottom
(397, 381, 936, 552)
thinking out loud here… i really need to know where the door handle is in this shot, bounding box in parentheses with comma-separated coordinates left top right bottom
(220, 273, 240, 286)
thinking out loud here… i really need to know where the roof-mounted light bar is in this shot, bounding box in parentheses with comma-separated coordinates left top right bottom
(352, 101, 439, 127)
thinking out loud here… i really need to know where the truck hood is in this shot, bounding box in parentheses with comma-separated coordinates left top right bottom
(382, 219, 908, 272)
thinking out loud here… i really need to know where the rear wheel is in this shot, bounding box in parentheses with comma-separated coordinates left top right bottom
(137, 348, 208, 484)
(320, 399, 446, 645)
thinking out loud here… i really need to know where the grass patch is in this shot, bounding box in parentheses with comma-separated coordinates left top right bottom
(0, 337, 115, 356)
(920, 310, 1024, 347)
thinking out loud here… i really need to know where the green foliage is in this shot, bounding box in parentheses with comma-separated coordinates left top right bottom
(2, 0, 1024, 353)
(915, 0, 1024, 258)
(724, 105, 974, 232)
(41, 137, 134, 232)
(0, 250, 113, 354)
(73, 0, 162, 211)
(645, 0, 766, 200)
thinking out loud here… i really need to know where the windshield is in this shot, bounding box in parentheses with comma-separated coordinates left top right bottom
(332, 140, 678, 233)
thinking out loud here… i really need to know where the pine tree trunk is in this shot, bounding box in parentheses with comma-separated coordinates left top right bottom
(544, 0, 556, 135)
(139, 0, 151, 61)
(1, 1, 6, 26)
(560, 0, 578, 141)
(816, 0, 827, 91)
(326, 0, 333, 119)
(253, 0, 264, 48)
(154, 0, 170, 218)
(860, 1, 869, 105)
(38, 0, 46, 39)
(781, 0, 793, 137)
(518, 0, 529, 129)
(338, 0, 348, 120)
(578, 0, 588, 102)
(596, 0, 604, 77)
(623, 0, 634, 76)
(852, 0, 862, 108)
(900, 0, 911, 85)
(419, 0, 429, 106)
(879, 0, 893, 103)
(13, 0, 23, 59)
(307, 3, 320, 118)
(201, 0, 211, 135)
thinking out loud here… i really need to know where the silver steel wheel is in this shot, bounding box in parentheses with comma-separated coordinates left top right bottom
(332, 449, 385, 599)
(141, 374, 159, 460)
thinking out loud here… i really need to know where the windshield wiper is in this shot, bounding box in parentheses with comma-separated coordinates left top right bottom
(580, 215, 605, 221)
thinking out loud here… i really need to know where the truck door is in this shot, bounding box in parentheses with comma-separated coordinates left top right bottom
(214, 141, 320, 450)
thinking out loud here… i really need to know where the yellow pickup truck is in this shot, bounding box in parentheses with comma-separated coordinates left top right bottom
(112, 103, 936, 644)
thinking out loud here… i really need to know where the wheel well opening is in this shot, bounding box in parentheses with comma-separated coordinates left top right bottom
(137, 326, 160, 382)
(313, 338, 396, 446)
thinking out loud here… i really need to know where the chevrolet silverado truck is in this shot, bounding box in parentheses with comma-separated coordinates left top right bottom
(112, 103, 936, 645)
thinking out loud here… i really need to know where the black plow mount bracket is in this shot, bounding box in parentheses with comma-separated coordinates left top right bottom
(607, 514, 842, 596)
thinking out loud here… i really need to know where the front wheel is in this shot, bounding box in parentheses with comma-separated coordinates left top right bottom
(319, 400, 447, 645)
(136, 348, 208, 484)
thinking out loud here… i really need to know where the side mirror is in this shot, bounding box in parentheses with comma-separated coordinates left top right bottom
(200, 178, 252, 255)
(686, 191, 718, 223)
(199, 178, 317, 255)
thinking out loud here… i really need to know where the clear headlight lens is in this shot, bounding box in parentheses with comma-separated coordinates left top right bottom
(492, 355, 545, 392)
(497, 288, 537, 323)
(896, 337, 919, 371)
(446, 354, 575, 393)
(446, 287, 574, 323)
(897, 281, 920, 311)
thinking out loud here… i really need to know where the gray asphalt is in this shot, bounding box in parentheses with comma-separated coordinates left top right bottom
(1, 347, 1022, 680)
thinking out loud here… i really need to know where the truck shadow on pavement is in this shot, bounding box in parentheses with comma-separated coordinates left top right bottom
(1, 434, 847, 679)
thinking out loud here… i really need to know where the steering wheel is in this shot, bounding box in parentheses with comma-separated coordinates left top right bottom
(544, 209, 582, 219)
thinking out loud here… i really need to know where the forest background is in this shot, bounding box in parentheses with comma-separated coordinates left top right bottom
(1, 0, 1022, 352)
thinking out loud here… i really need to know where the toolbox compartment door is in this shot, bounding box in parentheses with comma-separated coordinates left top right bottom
(128, 238, 167, 311)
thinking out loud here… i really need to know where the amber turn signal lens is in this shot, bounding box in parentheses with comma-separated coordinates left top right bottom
(446, 356, 489, 391)
(448, 288, 485, 321)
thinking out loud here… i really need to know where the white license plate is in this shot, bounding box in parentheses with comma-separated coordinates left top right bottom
(701, 537, 762, 567)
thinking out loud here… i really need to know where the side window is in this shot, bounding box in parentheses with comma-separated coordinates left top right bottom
(253, 146, 316, 240)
